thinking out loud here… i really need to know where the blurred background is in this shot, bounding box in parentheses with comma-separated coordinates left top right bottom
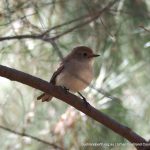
(0, 0, 150, 150)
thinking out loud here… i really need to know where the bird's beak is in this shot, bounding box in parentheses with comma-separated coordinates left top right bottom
(89, 54, 100, 58)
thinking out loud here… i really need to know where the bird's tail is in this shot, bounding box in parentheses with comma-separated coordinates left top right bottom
(37, 93, 53, 102)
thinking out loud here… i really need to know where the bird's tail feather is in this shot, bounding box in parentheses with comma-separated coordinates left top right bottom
(37, 93, 53, 102)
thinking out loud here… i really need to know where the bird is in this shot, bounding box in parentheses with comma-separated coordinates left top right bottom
(37, 46, 99, 102)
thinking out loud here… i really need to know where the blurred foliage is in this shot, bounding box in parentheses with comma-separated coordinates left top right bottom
(0, 0, 150, 150)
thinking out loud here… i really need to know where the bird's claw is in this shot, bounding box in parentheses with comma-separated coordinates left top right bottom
(62, 86, 69, 94)
(82, 97, 89, 107)
(78, 92, 89, 108)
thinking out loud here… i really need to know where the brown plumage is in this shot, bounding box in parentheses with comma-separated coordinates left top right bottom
(37, 46, 99, 102)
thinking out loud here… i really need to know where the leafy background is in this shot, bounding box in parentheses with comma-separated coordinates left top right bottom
(0, 0, 150, 150)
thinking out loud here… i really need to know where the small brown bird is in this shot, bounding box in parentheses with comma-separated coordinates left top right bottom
(37, 46, 99, 102)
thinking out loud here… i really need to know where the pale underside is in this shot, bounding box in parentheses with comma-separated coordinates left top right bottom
(55, 58, 93, 92)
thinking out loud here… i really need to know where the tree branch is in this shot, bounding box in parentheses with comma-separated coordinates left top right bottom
(0, 65, 149, 150)
(139, 25, 150, 33)
(44, 0, 119, 40)
(0, 125, 63, 150)
(0, 34, 42, 42)
(0, 0, 119, 43)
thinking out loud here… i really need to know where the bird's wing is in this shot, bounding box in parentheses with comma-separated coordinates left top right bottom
(37, 64, 64, 101)
(50, 63, 64, 85)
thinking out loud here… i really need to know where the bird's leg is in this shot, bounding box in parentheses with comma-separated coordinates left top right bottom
(62, 86, 69, 94)
(77, 92, 89, 107)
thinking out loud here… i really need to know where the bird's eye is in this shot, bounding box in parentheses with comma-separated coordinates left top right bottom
(83, 53, 87, 57)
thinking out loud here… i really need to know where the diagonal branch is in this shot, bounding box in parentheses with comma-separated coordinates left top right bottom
(0, 65, 149, 150)
(0, 125, 63, 150)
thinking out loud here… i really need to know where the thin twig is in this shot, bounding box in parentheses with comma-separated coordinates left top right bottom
(139, 25, 150, 33)
(100, 17, 114, 38)
(50, 0, 119, 40)
(0, 125, 63, 150)
(0, 34, 42, 41)
(49, 39, 64, 60)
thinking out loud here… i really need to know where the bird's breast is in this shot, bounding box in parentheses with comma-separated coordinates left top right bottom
(56, 61, 93, 92)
